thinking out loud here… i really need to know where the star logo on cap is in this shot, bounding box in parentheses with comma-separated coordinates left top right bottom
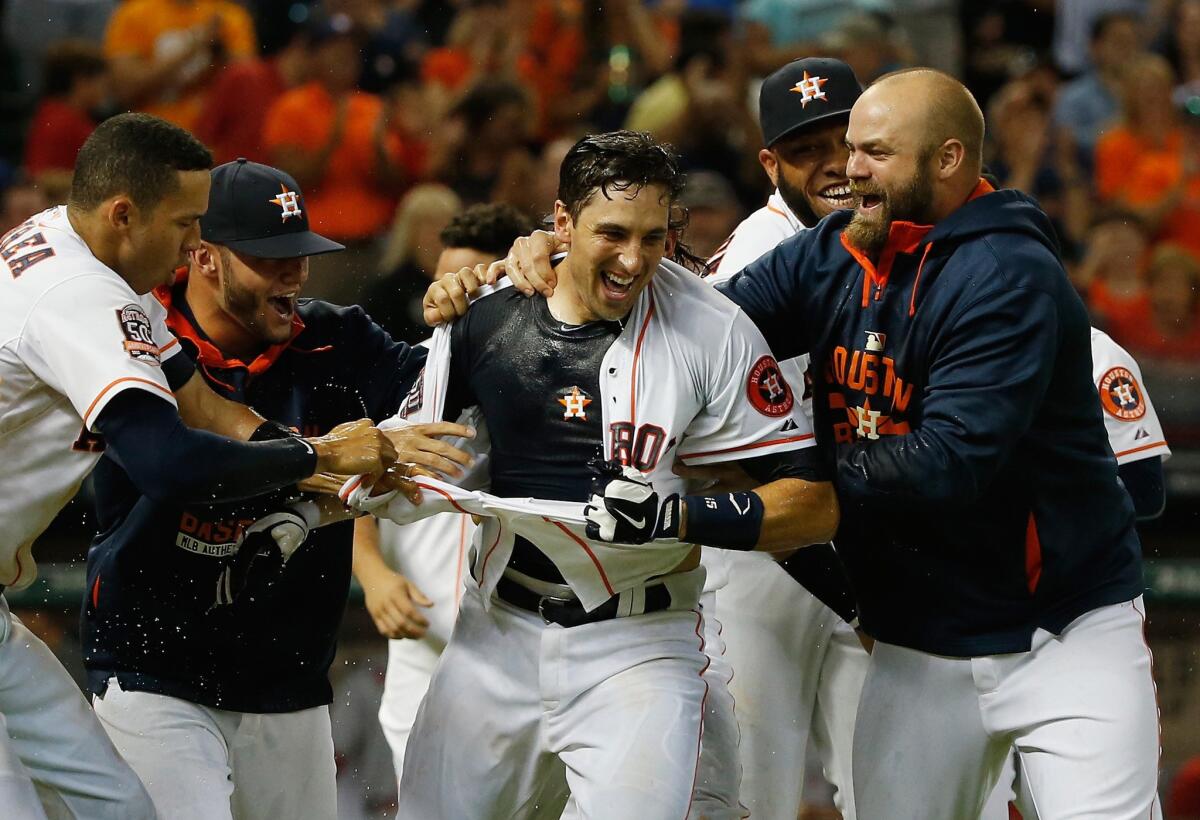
(269, 184, 303, 222)
(790, 71, 828, 107)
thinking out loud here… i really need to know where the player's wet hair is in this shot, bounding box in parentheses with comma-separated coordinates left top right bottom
(440, 203, 536, 257)
(557, 131, 686, 222)
(69, 112, 212, 211)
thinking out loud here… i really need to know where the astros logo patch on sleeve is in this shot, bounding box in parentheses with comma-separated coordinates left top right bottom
(116, 305, 160, 363)
(747, 355, 794, 417)
(1098, 366, 1146, 421)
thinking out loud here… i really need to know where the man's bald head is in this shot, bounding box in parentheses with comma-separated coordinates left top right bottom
(868, 69, 985, 176)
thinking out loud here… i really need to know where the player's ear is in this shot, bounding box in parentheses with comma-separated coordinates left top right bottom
(758, 148, 780, 186)
(553, 200, 572, 245)
(192, 241, 219, 280)
(105, 196, 134, 233)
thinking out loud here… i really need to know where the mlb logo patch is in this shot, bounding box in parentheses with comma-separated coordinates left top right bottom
(865, 331, 886, 352)
(116, 305, 160, 363)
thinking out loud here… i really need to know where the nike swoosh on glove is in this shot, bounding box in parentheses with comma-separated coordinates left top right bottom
(584, 459, 680, 544)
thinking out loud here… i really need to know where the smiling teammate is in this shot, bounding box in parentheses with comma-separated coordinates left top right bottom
(81, 158, 471, 820)
(393, 131, 838, 820)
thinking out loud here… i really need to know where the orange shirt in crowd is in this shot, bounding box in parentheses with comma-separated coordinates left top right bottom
(104, 0, 256, 132)
(1093, 127, 1182, 202)
(262, 83, 420, 242)
(23, 99, 96, 175)
(1123, 151, 1200, 259)
(1098, 295, 1200, 363)
(195, 58, 286, 165)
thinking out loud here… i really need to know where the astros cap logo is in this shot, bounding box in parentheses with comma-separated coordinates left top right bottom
(790, 71, 828, 108)
(269, 184, 303, 222)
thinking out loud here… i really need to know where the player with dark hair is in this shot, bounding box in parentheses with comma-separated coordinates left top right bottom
(373, 130, 837, 819)
(82, 158, 473, 820)
(0, 115, 397, 817)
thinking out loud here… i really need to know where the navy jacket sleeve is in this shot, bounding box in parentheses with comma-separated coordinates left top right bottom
(715, 231, 816, 361)
(837, 284, 1060, 505)
(344, 306, 429, 419)
(1118, 456, 1166, 520)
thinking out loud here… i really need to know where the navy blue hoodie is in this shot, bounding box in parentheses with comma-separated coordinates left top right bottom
(719, 182, 1143, 657)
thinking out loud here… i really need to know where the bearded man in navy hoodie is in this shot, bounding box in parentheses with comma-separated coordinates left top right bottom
(716, 68, 1160, 820)
(431, 68, 1163, 820)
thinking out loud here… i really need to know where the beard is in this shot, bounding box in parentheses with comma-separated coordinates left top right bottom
(844, 165, 936, 256)
(218, 254, 289, 344)
(776, 174, 821, 229)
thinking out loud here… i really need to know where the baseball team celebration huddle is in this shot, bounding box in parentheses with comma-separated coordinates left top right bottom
(0, 1, 1183, 818)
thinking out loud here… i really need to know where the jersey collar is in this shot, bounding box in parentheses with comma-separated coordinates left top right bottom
(153, 269, 306, 377)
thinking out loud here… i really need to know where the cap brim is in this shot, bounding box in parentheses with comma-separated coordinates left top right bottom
(767, 109, 852, 147)
(221, 230, 345, 259)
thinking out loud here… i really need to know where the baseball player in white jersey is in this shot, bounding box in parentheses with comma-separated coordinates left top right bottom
(980, 326, 1171, 820)
(697, 58, 870, 820)
(0, 114, 393, 819)
(365, 131, 838, 820)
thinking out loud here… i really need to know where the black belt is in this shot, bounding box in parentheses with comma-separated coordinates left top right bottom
(494, 574, 671, 628)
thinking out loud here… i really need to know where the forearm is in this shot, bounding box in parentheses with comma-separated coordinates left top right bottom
(352, 516, 393, 585)
(97, 390, 316, 505)
(679, 478, 839, 552)
(176, 371, 266, 440)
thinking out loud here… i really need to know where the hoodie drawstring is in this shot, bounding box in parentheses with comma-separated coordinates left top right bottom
(909, 243, 933, 318)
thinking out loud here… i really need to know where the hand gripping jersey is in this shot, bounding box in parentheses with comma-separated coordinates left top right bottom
(0, 207, 191, 589)
(351, 262, 817, 610)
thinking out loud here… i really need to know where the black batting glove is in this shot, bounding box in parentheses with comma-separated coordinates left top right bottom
(584, 459, 681, 544)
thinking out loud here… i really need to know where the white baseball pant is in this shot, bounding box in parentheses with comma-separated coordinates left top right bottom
(0, 596, 154, 820)
(854, 596, 1160, 820)
(396, 569, 710, 820)
(710, 550, 867, 820)
(92, 681, 337, 820)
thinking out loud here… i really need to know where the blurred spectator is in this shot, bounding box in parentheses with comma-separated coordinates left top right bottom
(0, 175, 49, 233)
(737, 0, 894, 77)
(821, 12, 908, 85)
(1, 0, 114, 105)
(1163, 0, 1200, 105)
(363, 198, 533, 344)
(1053, 0, 1152, 76)
(1170, 755, 1200, 820)
(378, 183, 461, 280)
(419, 0, 537, 95)
(263, 12, 424, 301)
(529, 136, 579, 220)
(961, 1, 1056, 109)
(194, 22, 311, 165)
(1052, 11, 1142, 167)
(1106, 243, 1200, 362)
(22, 41, 108, 177)
(1077, 210, 1150, 321)
(431, 78, 536, 212)
(103, 0, 257, 132)
(678, 170, 743, 260)
(889, 0, 959, 77)
(626, 11, 760, 205)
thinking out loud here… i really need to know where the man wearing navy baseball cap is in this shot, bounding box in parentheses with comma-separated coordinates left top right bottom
(83, 158, 474, 820)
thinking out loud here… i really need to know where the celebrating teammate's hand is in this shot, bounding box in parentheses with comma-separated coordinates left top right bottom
(584, 459, 679, 544)
(422, 264, 488, 326)
(308, 419, 397, 477)
(362, 568, 433, 640)
(497, 230, 562, 297)
(384, 421, 475, 478)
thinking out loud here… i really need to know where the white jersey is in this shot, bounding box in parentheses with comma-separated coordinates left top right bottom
(703, 192, 812, 594)
(708, 189, 804, 277)
(353, 261, 816, 609)
(1090, 327, 1170, 465)
(0, 207, 183, 588)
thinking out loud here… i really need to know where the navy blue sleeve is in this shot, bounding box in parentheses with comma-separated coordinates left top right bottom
(1118, 456, 1166, 520)
(715, 233, 814, 361)
(837, 286, 1059, 505)
(778, 545, 859, 625)
(162, 347, 196, 391)
(96, 389, 317, 504)
(343, 307, 428, 419)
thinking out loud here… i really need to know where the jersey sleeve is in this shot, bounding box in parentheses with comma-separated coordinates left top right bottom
(676, 309, 816, 466)
(142, 291, 195, 390)
(1092, 333, 1170, 465)
(23, 276, 177, 431)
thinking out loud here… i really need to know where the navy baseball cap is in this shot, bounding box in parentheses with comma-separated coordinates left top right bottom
(759, 58, 862, 147)
(200, 159, 344, 259)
